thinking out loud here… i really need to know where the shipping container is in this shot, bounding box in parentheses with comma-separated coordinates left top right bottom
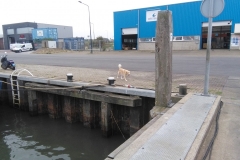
(32, 28, 58, 40)
(64, 38, 85, 50)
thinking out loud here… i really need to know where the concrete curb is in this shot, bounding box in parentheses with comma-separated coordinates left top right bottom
(185, 96, 222, 160)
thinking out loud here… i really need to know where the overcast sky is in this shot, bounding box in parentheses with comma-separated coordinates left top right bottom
(0, 0, 200, 39)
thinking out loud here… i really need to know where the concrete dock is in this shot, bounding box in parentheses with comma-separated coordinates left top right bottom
(106, 76, 240, 160)
(106, 93, 221, 160)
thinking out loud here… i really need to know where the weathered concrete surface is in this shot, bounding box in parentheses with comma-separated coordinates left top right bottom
(155, 11, 172, 108)
(210, 76, 240, 160)
(185, 96, 221, 160)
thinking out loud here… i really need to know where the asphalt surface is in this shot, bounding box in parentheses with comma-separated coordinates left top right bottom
(1, 50, 240, 76)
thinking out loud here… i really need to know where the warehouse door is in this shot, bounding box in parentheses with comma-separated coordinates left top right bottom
(122, 28, 137, 50)
(202, 21, 231, 49)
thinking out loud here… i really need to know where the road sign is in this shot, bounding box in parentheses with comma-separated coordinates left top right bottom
(200, 0, 225, 18)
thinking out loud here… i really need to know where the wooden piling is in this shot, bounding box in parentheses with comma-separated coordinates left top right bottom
(64, 96, 78, 123)
(130, 107, 142, 136)
(18, 80, 29, 111)
(28, 90, 38, 116)
(36, 92, 48, 114)
(7, 78, 13, 107)
(101, 102, 112, 137)
(47, 94, 62, 119)
(83, 99, 94, 128)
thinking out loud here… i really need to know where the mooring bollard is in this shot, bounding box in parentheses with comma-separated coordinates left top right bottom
(66, 73, 73, 82)
(107, 77, 115, 85)
(179, 84, 187, 95)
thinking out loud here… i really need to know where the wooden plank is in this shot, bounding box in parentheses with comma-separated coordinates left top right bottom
(25, 83, 142, 107)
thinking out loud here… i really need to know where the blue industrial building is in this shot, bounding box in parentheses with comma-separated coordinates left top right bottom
(114, 0, 240, 51)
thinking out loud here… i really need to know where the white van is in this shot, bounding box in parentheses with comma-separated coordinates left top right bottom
(11, 43, 33, 53)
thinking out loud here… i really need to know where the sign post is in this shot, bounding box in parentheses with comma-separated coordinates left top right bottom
(200, 0, 225, 95)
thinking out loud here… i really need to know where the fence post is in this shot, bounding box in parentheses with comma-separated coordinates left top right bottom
(99, 40, 101, 51)
(150, 11, 173, 118)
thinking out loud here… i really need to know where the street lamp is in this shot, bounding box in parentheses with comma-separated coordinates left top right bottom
(91, 22, 95, 40)
(78, 1, 93, 53)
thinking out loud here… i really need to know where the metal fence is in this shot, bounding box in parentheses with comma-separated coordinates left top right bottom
(33, 39, 113, 51)
(85, 40, 114, 51)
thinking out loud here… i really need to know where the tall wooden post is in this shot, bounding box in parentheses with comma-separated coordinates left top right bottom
(150, 11, 173, 118)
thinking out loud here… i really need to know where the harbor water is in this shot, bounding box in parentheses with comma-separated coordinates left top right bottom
(0, 103, 125, 160)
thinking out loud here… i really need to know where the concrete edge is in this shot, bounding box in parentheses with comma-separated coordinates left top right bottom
(1, 74, 185, 99)
(185, 95, 222, 160)
(15, 75, 156, 97)
(109, 93, 193, 160)
(0, 73, 10, 78)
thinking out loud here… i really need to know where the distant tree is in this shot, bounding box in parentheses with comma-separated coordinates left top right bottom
(96, 36, 103, 40)
(96, 36, 106, 51)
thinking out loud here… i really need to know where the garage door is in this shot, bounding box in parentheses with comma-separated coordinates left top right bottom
(122, 28, 137, 35)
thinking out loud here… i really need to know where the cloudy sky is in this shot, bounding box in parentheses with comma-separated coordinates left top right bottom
(0, 0, 200, 39)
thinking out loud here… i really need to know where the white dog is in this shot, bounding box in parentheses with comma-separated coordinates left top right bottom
(117, 64, 130, 81)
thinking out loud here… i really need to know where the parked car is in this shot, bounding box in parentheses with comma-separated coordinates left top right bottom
(11, 43, 33, 53)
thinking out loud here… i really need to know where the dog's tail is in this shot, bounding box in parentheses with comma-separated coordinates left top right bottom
(118, 64, 122, 68)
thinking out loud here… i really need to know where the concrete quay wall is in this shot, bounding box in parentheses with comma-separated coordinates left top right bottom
(0, 73, 182, 137)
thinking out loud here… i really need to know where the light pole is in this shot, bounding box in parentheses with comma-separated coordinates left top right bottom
(91, 22, 95, 40)
(106, 30, 108, 43)
(78, 1, 93, 53)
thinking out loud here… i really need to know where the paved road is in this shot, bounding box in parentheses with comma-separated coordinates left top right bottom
(1, 50, 240, 76)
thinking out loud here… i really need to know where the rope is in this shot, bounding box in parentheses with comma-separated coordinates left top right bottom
(110, 108, 127, 140)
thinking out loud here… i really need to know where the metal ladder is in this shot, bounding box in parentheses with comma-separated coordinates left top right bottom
(10, 69, 34, 108)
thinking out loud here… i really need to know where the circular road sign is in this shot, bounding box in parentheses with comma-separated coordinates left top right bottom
(200, 0, 225, 18)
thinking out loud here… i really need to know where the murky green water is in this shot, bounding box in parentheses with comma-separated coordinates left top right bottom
(0, 104, 124, 160)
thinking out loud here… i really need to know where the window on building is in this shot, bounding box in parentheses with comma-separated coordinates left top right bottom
(173, 36, 198, 41)
(7, 29, 14, 35)
(175, 36, 183, 41)
(139, 38, 153, 42)
(17, 27, 34, 34)
(140, 36, 199, 42)
(183, 36, 194, 41)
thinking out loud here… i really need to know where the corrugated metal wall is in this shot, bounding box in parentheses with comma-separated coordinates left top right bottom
(114, 0, 240, 50)
(114, 10, 138, 50)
